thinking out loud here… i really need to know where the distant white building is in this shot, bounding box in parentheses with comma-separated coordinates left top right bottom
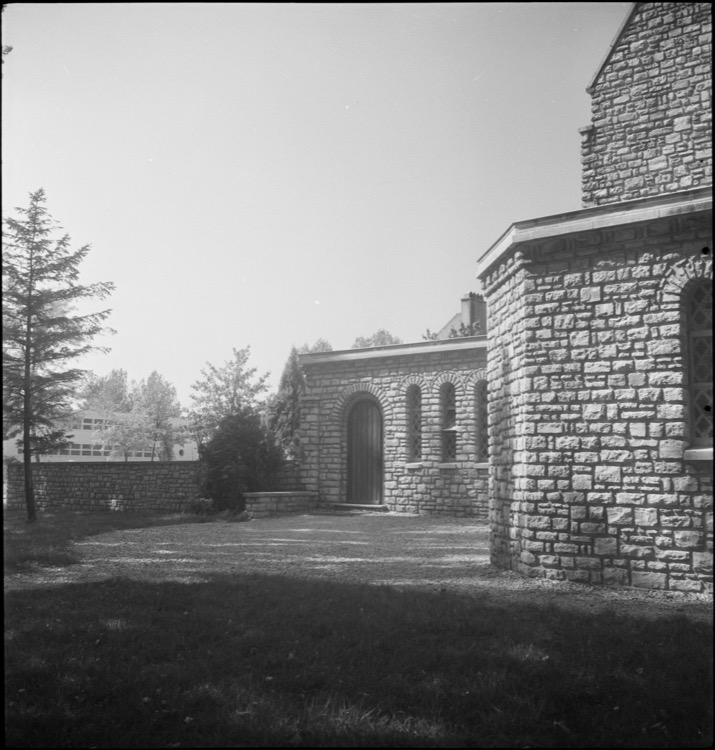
(2, 409, 199, 463)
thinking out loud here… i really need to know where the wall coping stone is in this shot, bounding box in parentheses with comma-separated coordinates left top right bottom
(585, 2, 638, 94)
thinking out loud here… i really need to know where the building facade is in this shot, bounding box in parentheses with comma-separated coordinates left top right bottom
(2, 409, 198, 463)
(300, 337, 489, 517)
(297, 3, 712, 592)
(476, 2, 712, 592)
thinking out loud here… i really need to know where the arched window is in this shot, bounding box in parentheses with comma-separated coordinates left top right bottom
(686, 279, 713, 446)
(475, 380, 488, 462)
(406, 385, 422, 461)
(440, 382, 457, 461)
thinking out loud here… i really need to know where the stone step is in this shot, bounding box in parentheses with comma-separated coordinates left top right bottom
(328, 503, 389, 513)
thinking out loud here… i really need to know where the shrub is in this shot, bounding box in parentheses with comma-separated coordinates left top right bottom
(198, 408, 284, 511)
(187, 497, 216, 515)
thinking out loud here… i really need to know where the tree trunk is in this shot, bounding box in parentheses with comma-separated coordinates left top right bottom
(23, 396, 36, 523)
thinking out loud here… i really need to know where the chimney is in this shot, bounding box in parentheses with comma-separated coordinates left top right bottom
(460, 292, 487, 334)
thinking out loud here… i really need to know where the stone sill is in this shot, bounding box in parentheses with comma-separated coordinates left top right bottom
(475, 462, 489, 470)
(437, 462, 459, 470)
(404, 462, 424, 470)
(683, 447, 713, 462)
(244, 491, 317, 497)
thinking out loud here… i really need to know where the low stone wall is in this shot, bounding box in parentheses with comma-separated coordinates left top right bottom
(5, 462, 201, 513)
(270, 459, 305, 492)
(244, 491, 319, 519)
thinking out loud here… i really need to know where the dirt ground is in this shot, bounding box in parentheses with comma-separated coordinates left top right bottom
(6, 510, 712, 624)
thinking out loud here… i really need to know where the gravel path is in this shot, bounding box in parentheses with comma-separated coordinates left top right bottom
(7, 511, 713, 623)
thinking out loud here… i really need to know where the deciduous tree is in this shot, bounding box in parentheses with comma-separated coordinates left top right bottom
(80, 369, 184, 461)
(79, 369, 133, 413)
(2, 189, 114, 520)
(188, 347, 269, 446)
(351, 329, 403, 348)
(98, 402, 152, 463)
(298, 338, 333, 353)
(139, 371, 182, 461)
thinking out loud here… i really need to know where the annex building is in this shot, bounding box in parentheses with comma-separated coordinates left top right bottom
(298, 2, 713, 593)
(2, 409, 198, 463)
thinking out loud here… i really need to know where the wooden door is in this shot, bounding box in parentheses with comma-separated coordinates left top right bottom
(347, 399, 383, 504)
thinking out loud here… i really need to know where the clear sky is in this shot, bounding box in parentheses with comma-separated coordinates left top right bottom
(2, 2, 631, 407)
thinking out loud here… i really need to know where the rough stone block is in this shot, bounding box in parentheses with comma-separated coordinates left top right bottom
(693, 552, 713, 575)
(572, 475, 593, 491)
(631, 571, 667, 589)
(635, 508, 658, 526)
(595, 466, 622, 484)
(594, 537, 618, 556)
(603, 566, 630, 585)
(519, 550, 537, 565)
(580, 522, 607, 535)
(607, 507, 634, 525)
(674, 530, 704, 548)
(669, 578, 703, 592)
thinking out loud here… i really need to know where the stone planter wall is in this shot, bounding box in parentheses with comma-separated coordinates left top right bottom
(244, 491, 319, 519)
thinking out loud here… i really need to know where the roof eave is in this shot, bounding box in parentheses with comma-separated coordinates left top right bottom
(475, 187, 712, 282)
(299, 336, 488, 366)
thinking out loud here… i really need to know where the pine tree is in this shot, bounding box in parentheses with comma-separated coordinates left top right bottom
(269, 347, 306, 459)
(2, 189, 115, 520)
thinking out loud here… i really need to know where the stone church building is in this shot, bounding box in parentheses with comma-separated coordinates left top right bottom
(298, 3, 712, 592)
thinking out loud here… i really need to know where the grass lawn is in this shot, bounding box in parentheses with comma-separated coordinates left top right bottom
(4, 510, 713, 748)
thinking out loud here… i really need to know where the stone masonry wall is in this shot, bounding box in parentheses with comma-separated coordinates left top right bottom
(5, 462, 201, 513)
(480, 250, 532, 566)
(581, 3, 712, 207)
(269, 460, 305, 492)
(244, 491, 319, 519)
(300, 344, 489, 517)
(482, 212, 713, 593)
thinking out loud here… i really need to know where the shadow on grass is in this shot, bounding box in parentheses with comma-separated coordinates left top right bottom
(3, 509, 245, 574)
(5, 572, 713, 748)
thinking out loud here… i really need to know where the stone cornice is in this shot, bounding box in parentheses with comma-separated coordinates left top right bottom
(299, 336, 487, 366)
(476, 187, 712, 283)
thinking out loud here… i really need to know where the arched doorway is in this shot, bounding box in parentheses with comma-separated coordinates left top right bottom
(346, 398, 383, 505)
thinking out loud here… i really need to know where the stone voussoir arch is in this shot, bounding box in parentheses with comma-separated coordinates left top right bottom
(399, 373, 430, 391)
(331, 382, 393, 424)
(659, 254, 713, 304)
(431, 371, 466, 398)
(472, 367, 488, 384)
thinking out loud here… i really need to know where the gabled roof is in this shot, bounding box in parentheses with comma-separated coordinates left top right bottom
(586, 3, 639, 94)
(436, 313, 462, 340)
